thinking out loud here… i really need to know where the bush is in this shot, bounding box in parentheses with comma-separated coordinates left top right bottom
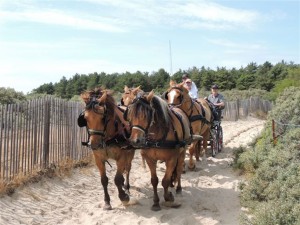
(0, 87, 26, 104)
(235, 87, 300, 225)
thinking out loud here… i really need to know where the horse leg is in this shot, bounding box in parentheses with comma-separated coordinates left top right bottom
(142, 151, 160, 211)
(115, 158, 130, 205)
(162, 159, 175, 202)
(123, 150, 135, 194)
(195, 140, 201, 161)
(202, 130, 210, 162)
(141, 153, 147, 170)
(175, 148, 186, 194)
(188, 141, 196, 170)
(93, 152, 112, 210)
(162, 158, 181, 208)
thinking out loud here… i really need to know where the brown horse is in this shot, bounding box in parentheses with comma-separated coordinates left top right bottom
(165, 81, 212, 170)
(120, 85, 147, 169)
(124, 90, 191, 211)
(78, 88, 135, 210)
(120, 85, 142, 109)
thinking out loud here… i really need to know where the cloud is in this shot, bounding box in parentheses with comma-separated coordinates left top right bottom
(208, 38, 265, 51)
(79, 0, 262, 30)
(0, 7, 126, 32)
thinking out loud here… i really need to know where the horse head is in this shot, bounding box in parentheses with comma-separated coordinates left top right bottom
(164, 80, 189, 106)
(124, 90, 155, 148)
(80, 88, 114, 150)
(121, 85, 142, 107)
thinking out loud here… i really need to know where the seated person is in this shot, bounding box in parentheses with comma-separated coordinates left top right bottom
(182, 73, 198, 98)
(207, 84, 225, 121)
(183, 78, 198, 99)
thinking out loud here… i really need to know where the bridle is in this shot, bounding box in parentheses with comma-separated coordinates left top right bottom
(166, 87, 194, 117)
(165, 87, 184, 106)
(79, 96, 109, 148)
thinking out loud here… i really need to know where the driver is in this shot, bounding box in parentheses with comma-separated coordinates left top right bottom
(207, 84, 225, 120)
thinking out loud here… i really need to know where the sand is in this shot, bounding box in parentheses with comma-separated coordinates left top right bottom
(0, 117, 265, 225)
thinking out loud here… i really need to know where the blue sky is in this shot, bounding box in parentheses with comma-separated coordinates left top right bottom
(0, 0, 299, 94)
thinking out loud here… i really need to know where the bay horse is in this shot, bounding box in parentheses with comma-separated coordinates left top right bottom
(120, 85, 142, 110)
(120, 85, 147, 169)
(124, 90, 191, 211)
(164, 81, 212, 170)
(78, 88, 135, 210)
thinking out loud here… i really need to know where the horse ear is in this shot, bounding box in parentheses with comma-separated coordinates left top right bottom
(132, 86, 141, 95)
(147, 90, 154, 102)
(98, 91, 107, 104)
(124, 85, 129, 92)
(80, 92, 90, 104)
(170, 80, 176, 87)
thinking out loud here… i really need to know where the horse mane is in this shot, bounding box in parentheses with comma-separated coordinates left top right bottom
(81, 87, 116, 117)
(128, 94, 170, 134)
(151, 95, 171, 131)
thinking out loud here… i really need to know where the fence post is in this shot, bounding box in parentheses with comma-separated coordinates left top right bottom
(43, 98, 50, 167)
(272, 119, 277, 145)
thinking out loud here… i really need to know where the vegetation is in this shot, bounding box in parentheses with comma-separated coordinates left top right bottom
(234, 87, 300, 225)
(31, 61, 299, 100)
(0, 87, 26, 104)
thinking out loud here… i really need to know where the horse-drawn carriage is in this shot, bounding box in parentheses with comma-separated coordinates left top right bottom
(76, 83, 224, 211)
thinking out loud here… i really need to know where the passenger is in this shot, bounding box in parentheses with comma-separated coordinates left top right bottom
(182, 73, 198, 99)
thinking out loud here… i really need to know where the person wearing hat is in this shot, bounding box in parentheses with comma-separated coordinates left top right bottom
(207, 84, 225, 120)
(182, 73, 198, 99)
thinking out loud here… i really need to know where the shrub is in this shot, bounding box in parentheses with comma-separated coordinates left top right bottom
(236, 87, 300, 225)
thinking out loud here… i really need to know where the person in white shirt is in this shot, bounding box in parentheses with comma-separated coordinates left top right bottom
(182, 73, 198, 99)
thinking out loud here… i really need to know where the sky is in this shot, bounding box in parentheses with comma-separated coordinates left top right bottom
(0, 0, 299, 94)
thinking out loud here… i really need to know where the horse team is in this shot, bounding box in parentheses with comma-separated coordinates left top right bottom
(78, 81, 213, 211)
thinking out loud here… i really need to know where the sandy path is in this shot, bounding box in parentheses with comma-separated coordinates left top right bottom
(0, 117, 265, 225)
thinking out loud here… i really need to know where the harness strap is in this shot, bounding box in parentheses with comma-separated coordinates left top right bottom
(171, 109, 186, 140)
(190, 114, 211, 124)
(105, 133, 132, 148)
(190, 101, 211, 125)
(88, 129, 106, 136)
(144, 140, 188, 149)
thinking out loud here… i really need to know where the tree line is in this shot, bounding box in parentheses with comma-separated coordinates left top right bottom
(1, 60, 299, 104)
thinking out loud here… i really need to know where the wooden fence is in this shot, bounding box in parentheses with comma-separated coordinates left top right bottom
(222, 97, 272, 121)
(0, 95, 272, 182)
(0, 97, 89, 182)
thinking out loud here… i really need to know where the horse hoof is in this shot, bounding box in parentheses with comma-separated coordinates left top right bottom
(162, 201, 181, 208)
(120, 194, 130, 203)
(176, 187, 182, 195)
(151, 204, 161, 211)
(188, 164, 196, 171)
(103, 203, 112, 210)
(166, 192, 174, 202)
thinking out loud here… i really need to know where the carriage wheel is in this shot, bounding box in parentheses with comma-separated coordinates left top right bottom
(218, 126, 223, 152)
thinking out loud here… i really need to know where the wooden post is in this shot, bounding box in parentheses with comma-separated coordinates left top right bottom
(43, 98, 50, 168)
(272, 119, 277, 145)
